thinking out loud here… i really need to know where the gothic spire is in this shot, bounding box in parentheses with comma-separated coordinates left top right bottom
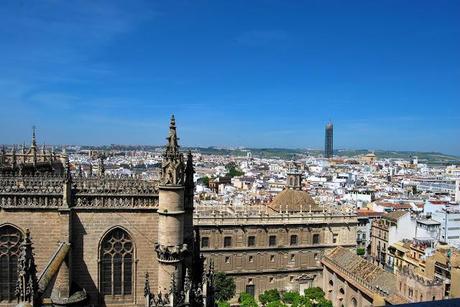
(15, 229, 38, 305)
(144, 272, 151, 297)
(0, 145, 4, 164)
(185, 150, 194, 189)
(166, 114, 179, 154)
(12, 145, 17, 168)
(161, 115, 185, 185)
(98, 156, 105, 176)
(31, 126, 37, 149)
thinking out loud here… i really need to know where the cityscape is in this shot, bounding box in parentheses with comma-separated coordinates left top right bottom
(1, 1, 460, 307)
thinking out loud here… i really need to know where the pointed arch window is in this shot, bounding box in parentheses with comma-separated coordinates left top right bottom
(100, 228, 134, 296)
(0, 225, 22, 302)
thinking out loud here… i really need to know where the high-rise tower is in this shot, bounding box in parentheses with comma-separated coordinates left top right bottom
(325, 122, 333, 158)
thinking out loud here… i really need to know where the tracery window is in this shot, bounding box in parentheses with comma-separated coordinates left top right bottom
(0, 226, 22, 302)
(100, 228, 134, 297)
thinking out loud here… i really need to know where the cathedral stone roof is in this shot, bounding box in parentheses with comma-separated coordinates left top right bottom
(324, 247, 397, 295)
(268, 188, 322, 213)
(324, 247, 410, 305)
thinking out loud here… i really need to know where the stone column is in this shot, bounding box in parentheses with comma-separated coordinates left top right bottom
(157, 185, 186, 293)
(52, 166, 73, 304)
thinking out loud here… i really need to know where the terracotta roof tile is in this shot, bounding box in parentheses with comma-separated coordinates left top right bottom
(268, 188, 321, 213)
(383, 210, 409, 222)
(324, 247, 397, 295)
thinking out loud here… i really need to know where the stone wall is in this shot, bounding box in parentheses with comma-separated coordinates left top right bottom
(71, 210, 158, 306)
(323, 266, 374, 307)
(396, 272, 444, 302)
(197, 221, 356, 301)
(0, 208, 159, 307)
(0, 209, 65, 271)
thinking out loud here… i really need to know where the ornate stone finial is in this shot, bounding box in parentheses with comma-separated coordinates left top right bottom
(98, 155, 105, 176)
(184, 267, 192, 293)
(208, 258, 215, 276)
(15, 229, 38, 305)
(1, 145, 5, 165)
(160, 115, 185, 186)
(49, 147, 54, 163)
(144, 272, 151, 297)
(166, 114, 179, 154)
(31, 126, 37, 149)
(170, 271, 177, 295)
(12, 145, 17, 168)
(185, 151, 195, 188)
(65, 163, 72, 182)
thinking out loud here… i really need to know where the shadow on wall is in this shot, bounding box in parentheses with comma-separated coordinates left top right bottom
(72, 214, 105, 306)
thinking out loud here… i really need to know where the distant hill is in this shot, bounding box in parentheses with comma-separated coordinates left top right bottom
(191, 147, 460, 164)
(76, 145, 459, 165)
(334, 149, 460, 164)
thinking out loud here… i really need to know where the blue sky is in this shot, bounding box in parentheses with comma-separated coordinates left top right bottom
(0, 1, 459, 154)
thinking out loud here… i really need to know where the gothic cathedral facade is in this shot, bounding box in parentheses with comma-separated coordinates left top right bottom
(0, 117, 213, 307)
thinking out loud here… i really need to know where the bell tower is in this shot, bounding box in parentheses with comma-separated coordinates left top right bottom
(286, 161, 302, 190)
(156, 115, 188, 294)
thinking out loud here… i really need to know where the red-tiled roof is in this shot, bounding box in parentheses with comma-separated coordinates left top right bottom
(357, 210, 384, 217)
(383, 210, 409, 222)
(378, 202, 412, 209)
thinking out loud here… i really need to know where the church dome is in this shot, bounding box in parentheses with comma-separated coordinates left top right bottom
(268, 188, 321, 213)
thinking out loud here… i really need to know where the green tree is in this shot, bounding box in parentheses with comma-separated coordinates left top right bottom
(282, 291, 301, 304)
(317, 298, 333, 307)
(259, 289, 281, 305)
(200, 176, 210, 187)
(225, 162, 244, 178)
(239, 292, 258, 307)
(357, 247, 365, 256)
(266, 301, 287, 307)
(214, 272, 236, 302)
(303, 287, 325, 301)
(217, 301, 231, 307)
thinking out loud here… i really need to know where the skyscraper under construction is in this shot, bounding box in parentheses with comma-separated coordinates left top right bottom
(325, 122, 333, 158)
